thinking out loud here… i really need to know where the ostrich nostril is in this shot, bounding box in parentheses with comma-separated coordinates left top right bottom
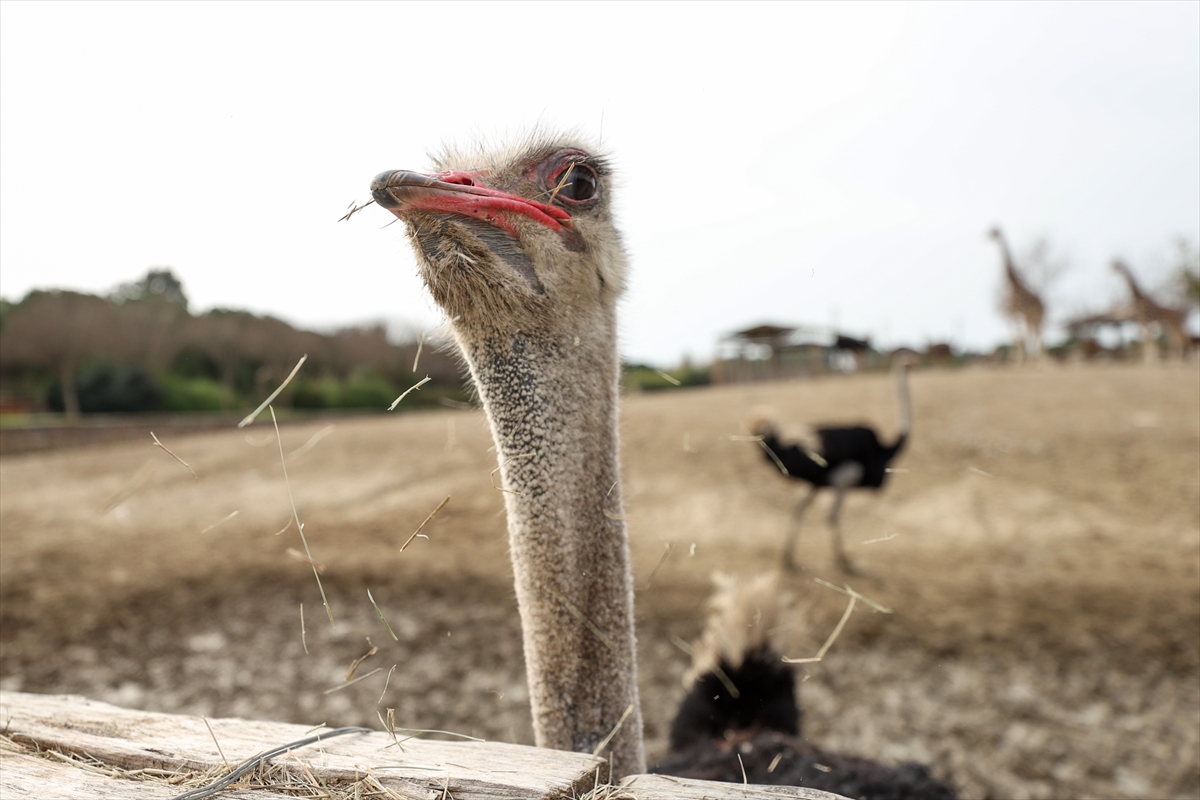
(438, 171, 478, 187)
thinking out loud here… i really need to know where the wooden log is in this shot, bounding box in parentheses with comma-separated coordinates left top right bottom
(0, 692, 848, 799)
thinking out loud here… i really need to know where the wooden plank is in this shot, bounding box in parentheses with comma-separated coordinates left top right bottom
(0, 749, 179, 800)
(0, 692, 849, 800)
(622, 774, 846, 799)
(0, 749, 293, 799)
(0, 691, 602, 799)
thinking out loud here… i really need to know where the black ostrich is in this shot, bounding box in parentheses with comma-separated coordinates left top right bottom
(752, 358, 912, 574)
(651, 574, 957, 799)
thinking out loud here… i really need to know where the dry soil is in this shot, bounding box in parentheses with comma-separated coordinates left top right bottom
(1, 364, 1197, 799)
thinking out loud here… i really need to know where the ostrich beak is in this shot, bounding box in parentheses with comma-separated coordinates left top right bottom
(370, 170, 571, 238)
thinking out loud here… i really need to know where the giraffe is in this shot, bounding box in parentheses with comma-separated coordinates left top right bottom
(1112, 259, 1189, 363)
(988, 227, 1046, 365)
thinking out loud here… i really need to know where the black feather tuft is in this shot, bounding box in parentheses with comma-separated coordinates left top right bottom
(669, 643, 800, 751)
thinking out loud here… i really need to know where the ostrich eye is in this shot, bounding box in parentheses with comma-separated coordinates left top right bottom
(552, 163, 598, 203)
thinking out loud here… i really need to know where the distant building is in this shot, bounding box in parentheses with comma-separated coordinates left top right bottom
(711, 323, 877, 384)
(1065, 303, 1145, 360)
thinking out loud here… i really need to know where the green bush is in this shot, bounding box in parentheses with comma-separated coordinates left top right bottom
(291, 378, 342, 409)
(46, 362, 162, 413)
(622, 363, 710, 393)
(339, 372, 397, 410)
(623, 366, 677, 392)
(168, 345, 220, 380)
(158, 375, 234, 412)
(674, 364, 711, 387)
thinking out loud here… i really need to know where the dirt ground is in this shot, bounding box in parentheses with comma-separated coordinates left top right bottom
(1, 364, 1197, 799)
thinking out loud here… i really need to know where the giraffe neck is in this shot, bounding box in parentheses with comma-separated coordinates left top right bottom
(995, 235, 1042, 316)
(995, 236, 1024, 288)
(1120, 269, 1148, 303)
(455, 321, 645, 777)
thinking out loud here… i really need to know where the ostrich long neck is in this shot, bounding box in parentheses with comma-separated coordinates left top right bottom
(455, 316, 646, 776)
(893, 363, 912, 439)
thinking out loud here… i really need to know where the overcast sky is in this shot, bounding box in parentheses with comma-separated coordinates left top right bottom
(2, 2, 1197, 365)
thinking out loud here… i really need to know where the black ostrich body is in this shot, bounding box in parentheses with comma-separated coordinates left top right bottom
(760, 425, 907, 490)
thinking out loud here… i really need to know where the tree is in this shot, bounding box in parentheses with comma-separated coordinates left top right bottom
(1019, 237, 1070, 294)
(325, 324, 397, 380)
(109, 268, 189, 310)
(0, 291, 123, 419)
(0, 297, 14, 334)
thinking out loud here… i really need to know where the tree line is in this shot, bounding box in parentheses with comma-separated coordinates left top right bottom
(0, 269, 467, 419)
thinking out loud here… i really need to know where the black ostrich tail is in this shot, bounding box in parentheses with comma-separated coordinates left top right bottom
(668, 643, 800, 751)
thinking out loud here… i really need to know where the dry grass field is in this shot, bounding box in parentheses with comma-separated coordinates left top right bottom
(1, 364, 1197, 799)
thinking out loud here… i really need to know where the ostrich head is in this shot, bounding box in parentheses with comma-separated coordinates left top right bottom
(371, 136, 627, 340)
